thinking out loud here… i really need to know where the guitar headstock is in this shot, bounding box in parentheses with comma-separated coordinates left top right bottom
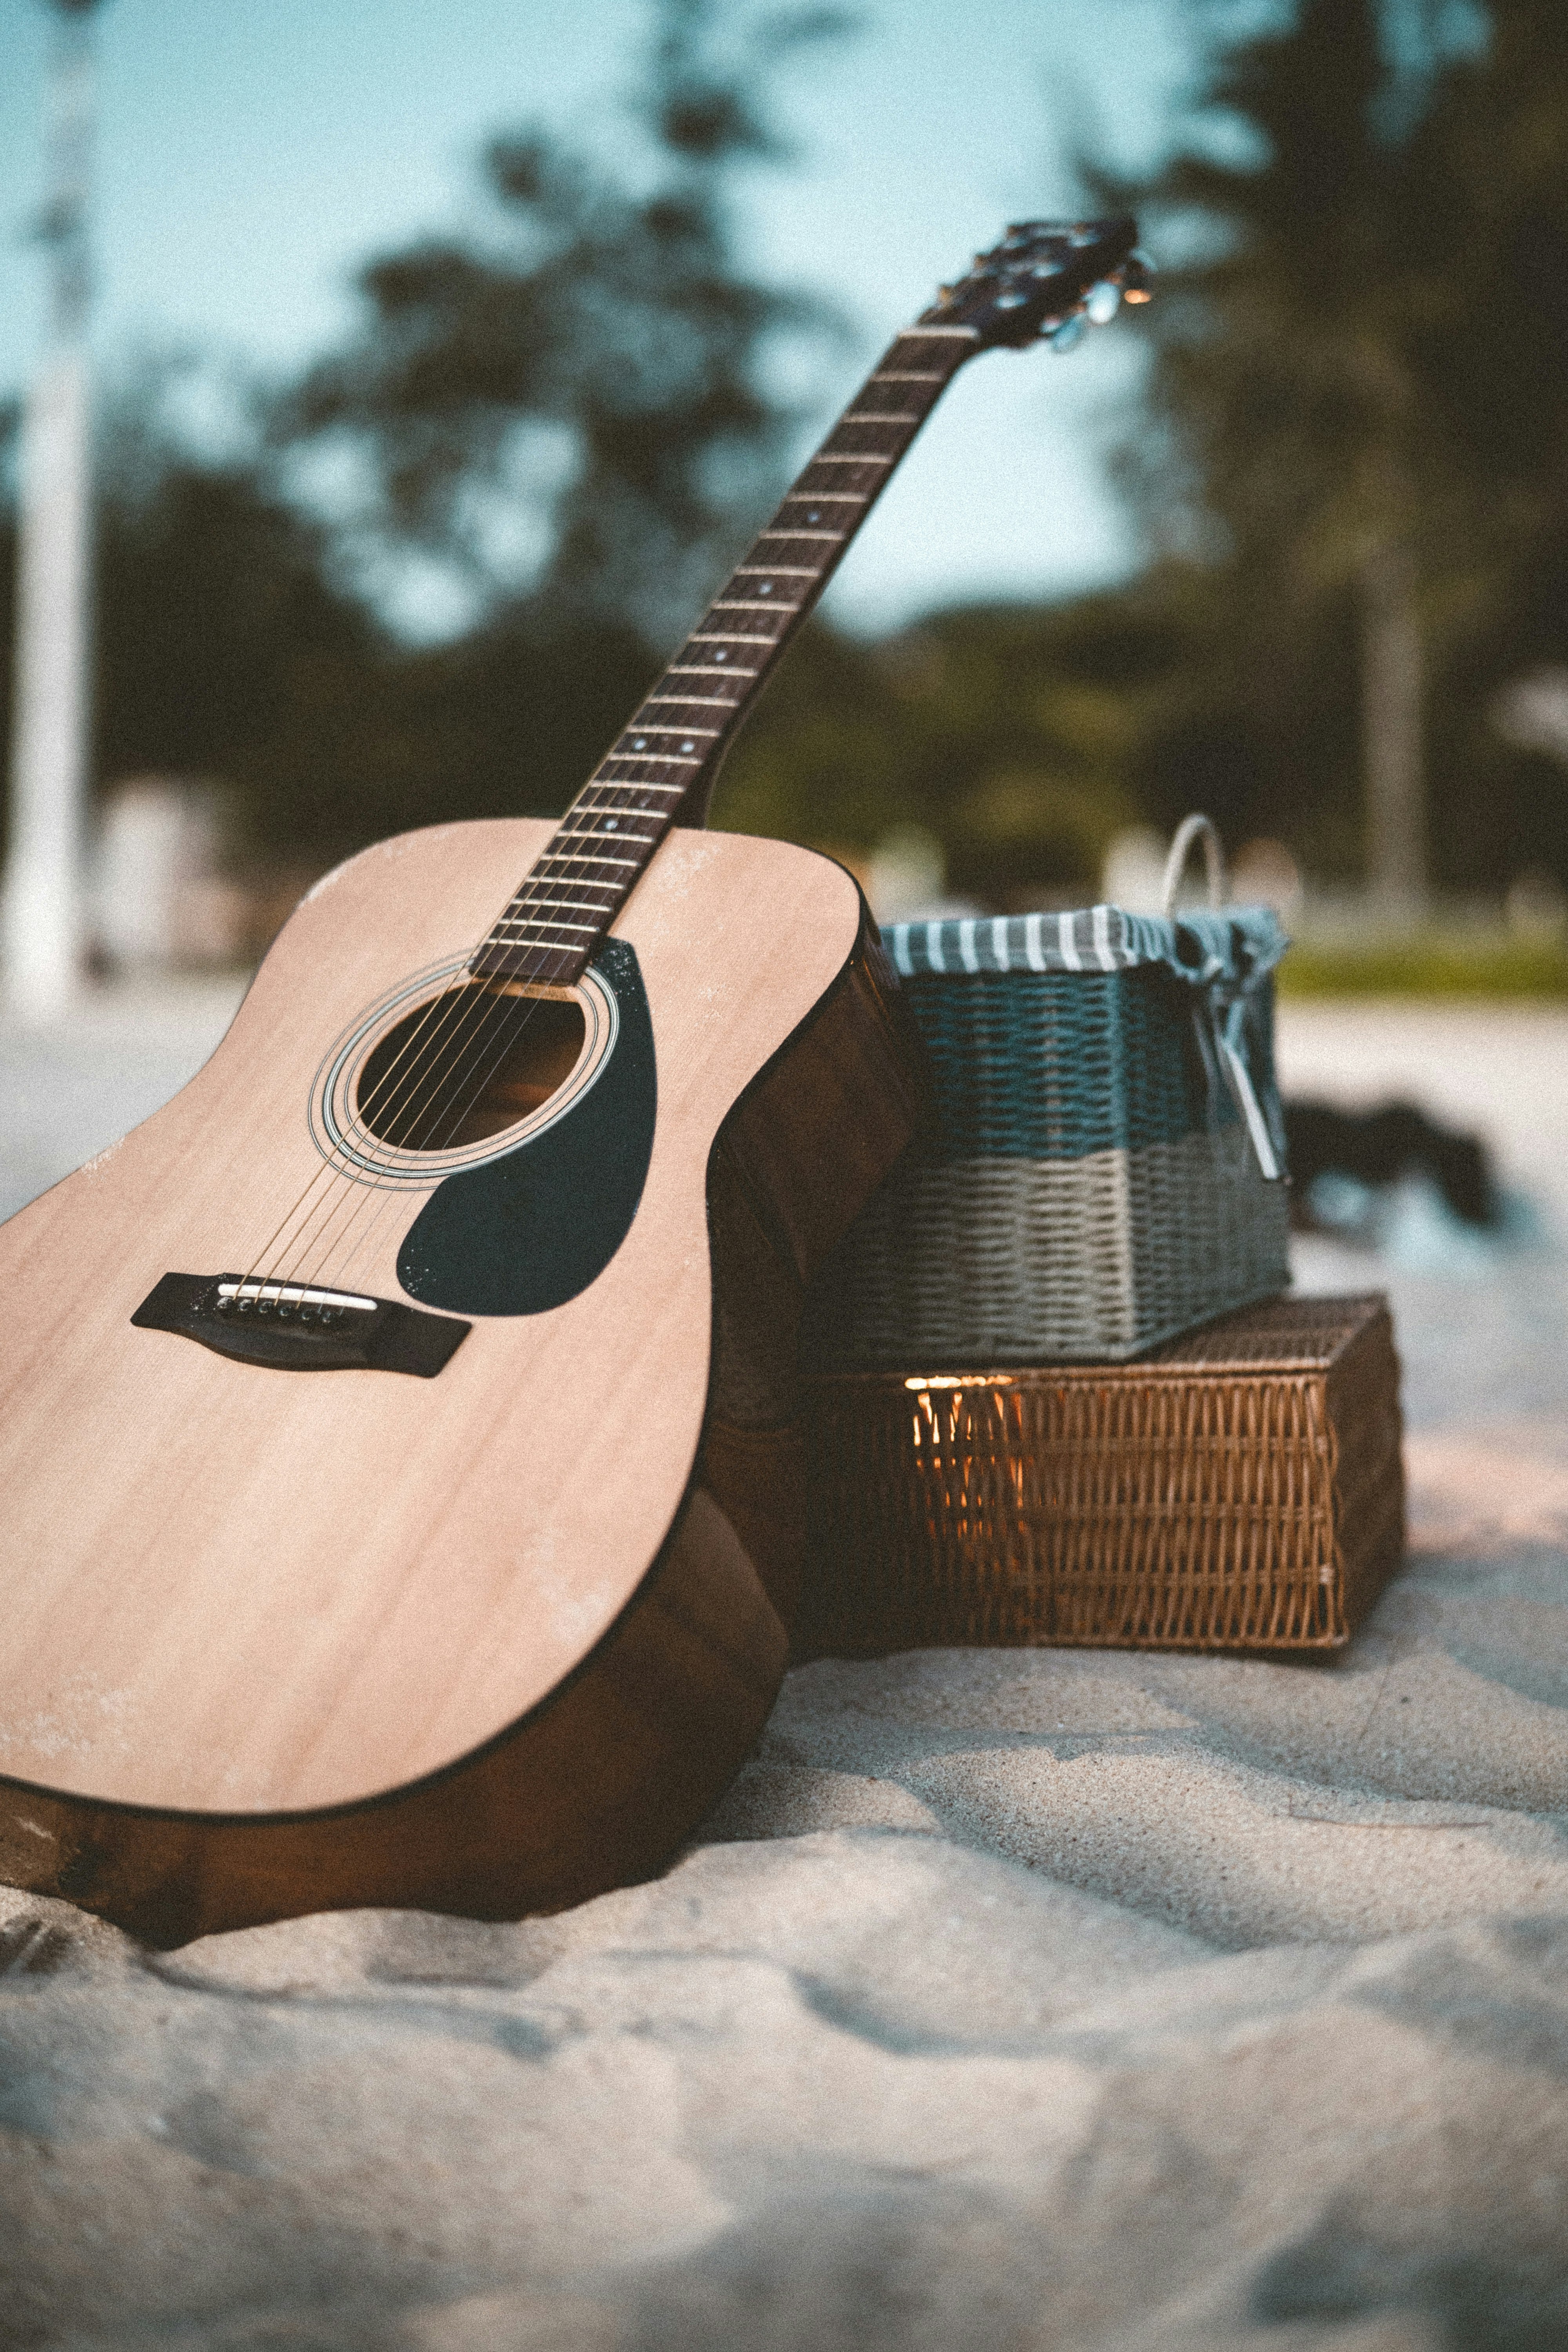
(922, 216, 1151, 354)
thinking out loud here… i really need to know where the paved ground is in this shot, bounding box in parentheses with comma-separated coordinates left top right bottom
(0, 976, 247, 1228)
(1273, 1001, 1568, 1430)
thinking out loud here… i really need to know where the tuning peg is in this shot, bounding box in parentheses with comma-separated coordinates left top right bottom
(1085, 280, 1121, 325)
(1047, 314, 1087, 355)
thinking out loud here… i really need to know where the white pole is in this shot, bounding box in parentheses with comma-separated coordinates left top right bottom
(2, 2, 101, 1021)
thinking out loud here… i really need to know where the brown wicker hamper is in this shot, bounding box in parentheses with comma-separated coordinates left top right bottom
(798, 1293, 1404, 1656)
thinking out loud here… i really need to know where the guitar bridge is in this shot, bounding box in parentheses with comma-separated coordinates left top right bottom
(131, 1273, 470, 1377)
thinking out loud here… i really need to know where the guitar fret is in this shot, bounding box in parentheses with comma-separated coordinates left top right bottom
(588, 785, 688, 803)
(603, 750, 706, 766)
(559, 815, 661, 832)
(621, 722, 720, 736)
(616, 733, 720, 751)
(621, 715, 729, 734)
(509, 879, 620, 900)
(541, 856, 639, 875)
(582, 779, 683, 796)
(477, 304, 984, 955)
(538, 857, 638, 872)
(512, 889, 618, 911)
(493, 918, 599, 938)
(504, 892, 614, 914)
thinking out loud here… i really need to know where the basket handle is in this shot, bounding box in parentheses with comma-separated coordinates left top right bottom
(1160, 813, 1226, 914)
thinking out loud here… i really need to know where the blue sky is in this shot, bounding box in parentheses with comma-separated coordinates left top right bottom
(0, 0, 1201, 632)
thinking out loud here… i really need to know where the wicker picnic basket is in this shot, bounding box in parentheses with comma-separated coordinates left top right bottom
(803, 818, 1292, 1367)
(797, 1293, 1405, 1655)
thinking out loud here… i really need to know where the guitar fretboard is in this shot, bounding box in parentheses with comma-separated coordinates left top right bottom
(469, 324, 979, 986)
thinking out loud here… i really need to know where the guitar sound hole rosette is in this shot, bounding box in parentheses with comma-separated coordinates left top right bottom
(306, 956, 619, 1190)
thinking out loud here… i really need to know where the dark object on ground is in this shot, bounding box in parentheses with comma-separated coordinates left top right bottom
(1283, 1098, 1497, 1228)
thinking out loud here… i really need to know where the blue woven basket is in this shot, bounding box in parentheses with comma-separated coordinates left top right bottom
(805, 900, 1292, 1366)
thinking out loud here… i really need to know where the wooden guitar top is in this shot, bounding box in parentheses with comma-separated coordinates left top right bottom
(0, 819, 861, 1817)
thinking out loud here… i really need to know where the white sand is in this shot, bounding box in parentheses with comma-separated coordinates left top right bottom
(2, 999, 1566, 2347)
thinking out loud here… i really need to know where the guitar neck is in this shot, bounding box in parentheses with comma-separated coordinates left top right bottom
(470, 322, 979, 985)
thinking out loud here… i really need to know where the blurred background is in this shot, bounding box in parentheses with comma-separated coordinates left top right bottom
(2, 0, 1566, 1384)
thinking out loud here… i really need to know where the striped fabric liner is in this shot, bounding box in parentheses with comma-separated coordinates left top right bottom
(885, 906, 1286, 986)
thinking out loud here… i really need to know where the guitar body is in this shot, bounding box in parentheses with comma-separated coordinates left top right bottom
(0, 819, 921, 1944)
(0, 214, 1144, 1944)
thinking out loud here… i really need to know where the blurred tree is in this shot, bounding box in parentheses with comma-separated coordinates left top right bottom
(1088, 0, 1568, 900)
(719, 600, 1143, 905)
(91, 383, 385, 855)
(1, 0, 857, 873)
(1096, 0, 1467, 900)
(287, 0, 850, 652)
(1401, 0, 1568, 892)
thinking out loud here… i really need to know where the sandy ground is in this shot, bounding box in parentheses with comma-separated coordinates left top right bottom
(1, 989, 1566, 2349)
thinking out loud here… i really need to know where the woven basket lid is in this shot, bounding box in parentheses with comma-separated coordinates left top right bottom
(883, 904, 1286, 990)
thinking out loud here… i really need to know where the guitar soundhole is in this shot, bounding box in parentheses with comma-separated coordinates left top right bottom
(355, 985, 587, 1152)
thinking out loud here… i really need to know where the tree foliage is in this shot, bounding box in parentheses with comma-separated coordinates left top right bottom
(10, 0, 1568, 907)
(1094, 0, 1568, 888)
(286, 0, 849, 647)
(2, 0, 855, 869)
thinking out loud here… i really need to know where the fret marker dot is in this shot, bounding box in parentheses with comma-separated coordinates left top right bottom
(633, 737, 646, 750)
(606, 820, 618, 831)
(806, 510, 820, 523)
(714, 649, 727, 661)
(681, 740, 695, 753)
(759, 582, 772, 594)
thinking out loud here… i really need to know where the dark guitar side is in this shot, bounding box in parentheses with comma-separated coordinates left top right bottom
(0, 907, 922, 1947)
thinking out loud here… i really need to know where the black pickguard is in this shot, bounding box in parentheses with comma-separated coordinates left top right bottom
(396, 936, 657, 1317)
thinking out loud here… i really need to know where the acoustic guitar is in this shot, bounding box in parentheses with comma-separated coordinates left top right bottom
(0, 219, 1145, 1942)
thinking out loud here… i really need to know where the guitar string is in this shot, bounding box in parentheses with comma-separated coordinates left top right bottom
(242, 331, 978, 1298)
(321, 558, 845, 1290)
(292, 763, 686, 1290)
(296, 530, 833, 1289)
(267, 429, 931, 1292)
(267, 803, 625, 1292)
(294, 356, 967, 1289)
(315, 771, 696, 1293)
(267, 301, 1083, 1284)
(247, 749, 665, 1287)
(238, 919, 523, 1290)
